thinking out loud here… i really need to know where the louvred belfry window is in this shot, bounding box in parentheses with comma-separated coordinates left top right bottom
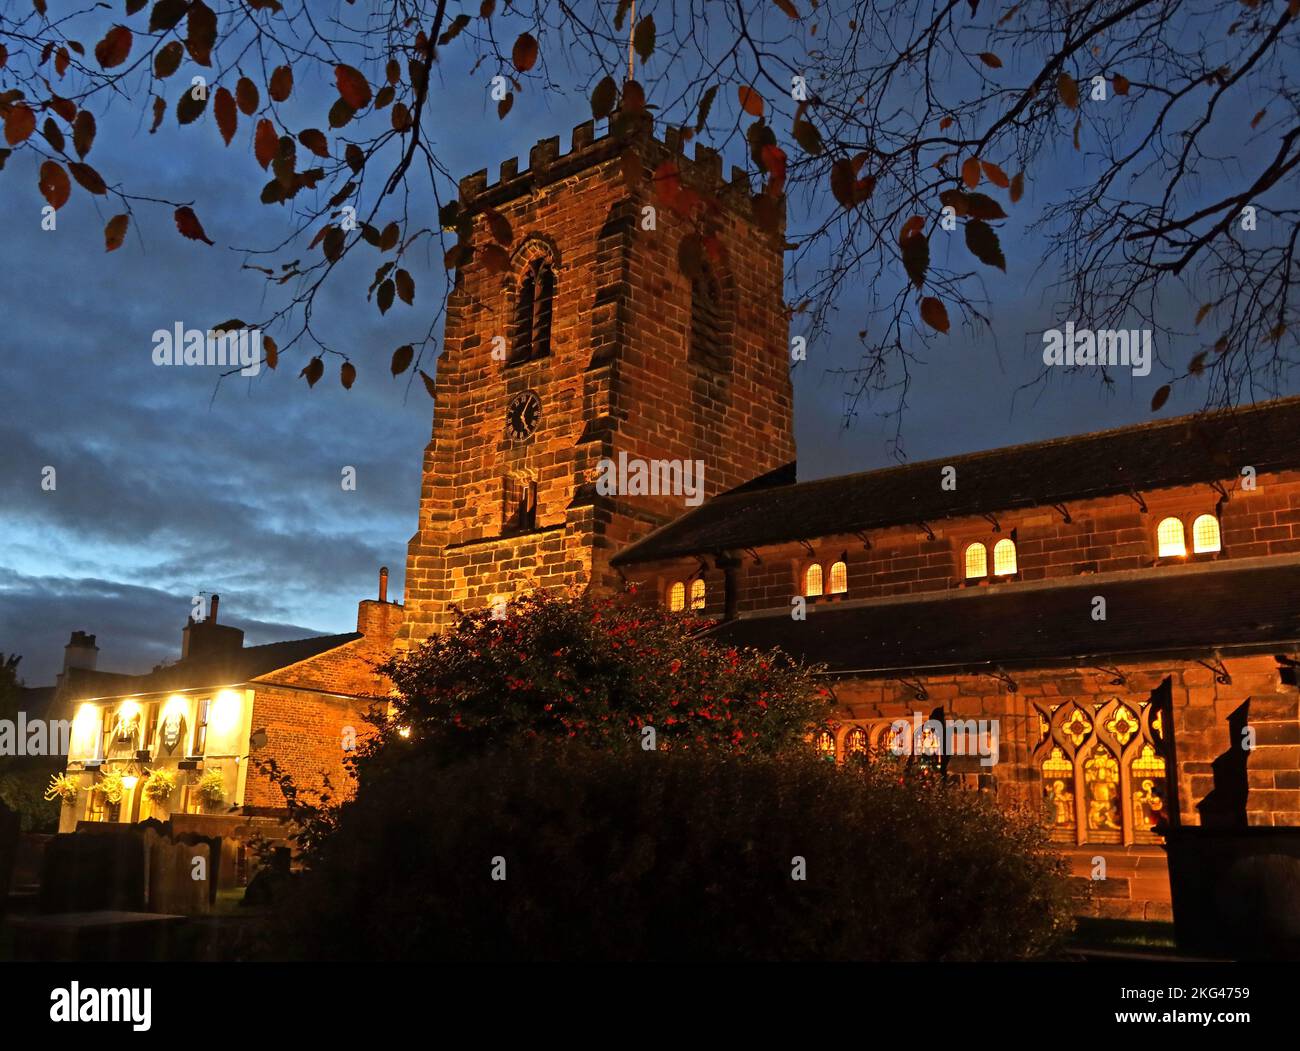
(510, 258, 555, 365)
(503, 475, 537, 534)
(689, 261, 731, 371)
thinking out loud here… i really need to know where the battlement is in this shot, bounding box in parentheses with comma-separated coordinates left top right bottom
(457, 116, 764, 218)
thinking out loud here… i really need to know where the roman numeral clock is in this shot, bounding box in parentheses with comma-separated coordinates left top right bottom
(506, 390, 541, 441)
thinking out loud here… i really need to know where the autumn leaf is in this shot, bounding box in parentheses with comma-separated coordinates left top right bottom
(42, 118, 64, 153)
(341, 361, 356, 389)
(69, 161, 107, 195)
(395, 268, 414, 305)
(95, 25, 132, 69)
(901, 230, 929, 290)
(298, 128, 329, 158)
(236, 76, 259, 115)
(38, 160, 71, 210)
(939, 115, 953, 131)
(497, 93, 514, 120)
(269, 65, 293, 102)
(54, 46, 69, 77)
(149, 96, 165, 133)
(377, 279, 395, 315)
(695, 85, 718, 131)
(1057, 72, 1079, 110)
(154, 41, 183, 79)
(1009, 171, 1024, 204)
(964, 219, 1005, 270)
(1150, 385, 1170, 412)
(419, 369, 437, 399)
(1112, 72, 1130, 95)
(793, 118, 823, 155)
(323, 227, 345, 261)
(149, 0, 189, 33)
(961, 156, 981, 188)
(1250, 108, 1266, 130)
(774, 0, 800, 18)
(254, 118, 277, 168)
(391, 344, 414, 375)
(391, 103, 412, 131)
(214, 87, 237, 145)
(920, 296, 950, 334)
(591, 75, 618, 119)
(185, 1, 217, 66)
(335, 64, 372, 109)
(379, 221, 399, 251)
(1195, 303, 1213, 325)
(177, 88, 207, 125)
(73, 110, 95, 157)
(345, 143, 365, 173)
(4, 103, 35, 146)
(328, 99, 354, 128)
(104, 213, 129, 252)
(301, 356, 324, 388)
(1188, 351, 1207, 376)
(484, 208, 513, 246)
(439, 13, 471, 45)
(174, 205, 214, 245)
(977, 52, 1002, 68)
(979, 161, 1009, 189)
(633, 17, 655, 62)
(738, 85, 764, 117)
(512, 32, 539, 73)
(263, 336, 278, 370)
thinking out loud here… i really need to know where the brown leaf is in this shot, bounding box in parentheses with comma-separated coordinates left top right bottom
(512, 32, 538, 73)
(174, 205, 214, 244)
(977, 52, 1002, 69)
(154, 40, 183, 78)
(377, 279, 395, 315)
(980, 161, 1009, 188)
(335, 64, 371, 109)
(301, 356, 323, 387)
(395, 268, 414, 305)
(1188, 351, 1207, 376)
(793, 118, 823, 156)
(263, 336, 278, 370)
(961, 156, 981, 188)
(73, 110, 95, 157)
(323, 227, 345, 261)
(963, 192, 1007, 220)
(1009, 171, 1024, 204)
(920, 296, 950, 334)
(104, 213, 129, 252)
(374, 85, 394, 110)
(439, 13, 471, 45)
(4, 103, 35, 146)
(419, 368, 437, 399)
(328, 99, 354, 128)
(176, 88, 207, 125)
(38, 160, 71, 209)
(939, 115, 953, 131)
(55, 46, 69, 77)
(1057, 72, 1079, 110)
(391, 344, 414, 375)
(269, 65, 293, 103)
(149, 0, 189, 33)
(738, 85, 764, 117)
(632, 17, 655, 63)
(214, 87, 236, 145)
(379, 221, 399, 251)
(298, 128, 329, 158)
(254, 118, 277, 169)
(1150, 384, 1170, 412)
(484, 208, 513, 246)
(49, 95, 77, 123)
(591, 75, 618, 119)
(69, 161, 107, 194)
(236, 77, 259, 115)
(901, 230, 929, 290)
(964, 219, 1006, 270)
(497, 92, 514, 120)
(41, 117, 64, 152)
(1195, 303, 1213, 326)
(391, 102, 411, 131)
(386, 59, 401, 86)
(186, 1, 217, 66)
(1250, 108, 1265, 130)
(95, 25, 132, 69)
(149, 96, 165, 133)
(0, 43, 7, 70)
(340, 361, 356, 389)
(1112, 72, 1130, 95)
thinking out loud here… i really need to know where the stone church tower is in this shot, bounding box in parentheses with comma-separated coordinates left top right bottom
(398, 120, 796, 647)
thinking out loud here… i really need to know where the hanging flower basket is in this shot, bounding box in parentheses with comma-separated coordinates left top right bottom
(97, 767, 126, 805)
(143, 768, 177, 805)
(44, 772, 80, 805)
(196, 769, 226, 809)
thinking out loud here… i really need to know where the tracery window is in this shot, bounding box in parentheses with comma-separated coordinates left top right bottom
(689, 260, 731, 371)
(510, 257, 555, 365)
(815, 729, 837, 761)
(844, 727, 869, 758)
(1033, 695, 1171, 845)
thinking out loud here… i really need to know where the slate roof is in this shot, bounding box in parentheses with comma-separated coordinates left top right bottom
(704, 563, 1300, 675)
(613, 396, 1300, 565)
(60, 633, 362, 700)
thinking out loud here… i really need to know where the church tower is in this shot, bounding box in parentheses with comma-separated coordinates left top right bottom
(398, 119, 795, 647)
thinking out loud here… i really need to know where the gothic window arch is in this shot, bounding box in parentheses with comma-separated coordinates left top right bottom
(844, 726, 869, 758)
(689, 258, 733, 372)
(814, 729, 837, 761)
(510, 255, 556, 365)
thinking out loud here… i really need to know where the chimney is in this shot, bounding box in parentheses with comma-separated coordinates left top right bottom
(357, 567, 403, 639)
(209, 593, 220, 623)
(181, 594, 244, 661)
(62, 631, 99, 674)
(378, 567, 389, 604)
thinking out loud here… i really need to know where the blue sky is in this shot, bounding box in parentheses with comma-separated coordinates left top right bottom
(2, 4, 1295, 683)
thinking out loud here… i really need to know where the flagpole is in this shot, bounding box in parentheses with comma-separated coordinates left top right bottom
(627, 0, 636, 82)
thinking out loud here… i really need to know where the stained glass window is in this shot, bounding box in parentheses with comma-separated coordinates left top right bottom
(1192, 513, 1221, 554)
(815, 730, 836, 761)
(844, 727, 868, 758)
(668, 581, 685, 612)
(964, 542, 987, 579)
(689, 578, 706, 610)
(805, 563, 823, 597)
(828, 560, 848, 594)
(1084, 747, 1122, 839)
(1042, 748, 1076, 834)
(1131, 745, 1168, 834)
(1157, 516, 1186, 557)
(992, 538, 1018, 576)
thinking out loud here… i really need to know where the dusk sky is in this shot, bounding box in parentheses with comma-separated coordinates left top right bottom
(2, 5, 1295, 684)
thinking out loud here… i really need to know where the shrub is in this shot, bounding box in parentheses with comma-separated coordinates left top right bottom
(267, 745, 1073, 962)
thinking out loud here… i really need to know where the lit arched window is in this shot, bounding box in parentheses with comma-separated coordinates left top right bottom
(828, 560, 848, 594)
(1157, 517, 1186, 558)
(804, 563, 823, 597)
(668, 581, 685, 612)
(844, 727, 868, 758)
(510, 257, 555, 364)
(964, 542, 988, 579)
(993, 538, 1018, 576)
(1192, 514, 1221, 554)
(815, 730, 836, 760)
(689, 578, 706, 611)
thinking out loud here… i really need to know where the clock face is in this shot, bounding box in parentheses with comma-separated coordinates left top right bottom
(505, 391, 541, 440)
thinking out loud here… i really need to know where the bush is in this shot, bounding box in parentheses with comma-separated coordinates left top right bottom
(266, 745, 1073, 961)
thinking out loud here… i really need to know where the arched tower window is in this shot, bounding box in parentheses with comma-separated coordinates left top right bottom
(510, 257, 555, 365)
(992, 538, 1018, 576)
(502, 474, 537, 534)
(1192, 514, 1221, 554)
(689, 260, 731, 372)
(1156, 517, 1186, 558)
(964, 543, 988, 579)
(828, 561, 848, 595)
(804, 564, 823, 597)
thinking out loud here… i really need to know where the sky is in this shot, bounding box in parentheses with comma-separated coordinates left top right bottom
(2, 3, 1295, 685)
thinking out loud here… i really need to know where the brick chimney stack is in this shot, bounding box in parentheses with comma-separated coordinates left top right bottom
(181, 593, 245, 661)
(358, 567, 403, 639)
(62, 631, 99, 674)
(378, 567, 389, 604)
